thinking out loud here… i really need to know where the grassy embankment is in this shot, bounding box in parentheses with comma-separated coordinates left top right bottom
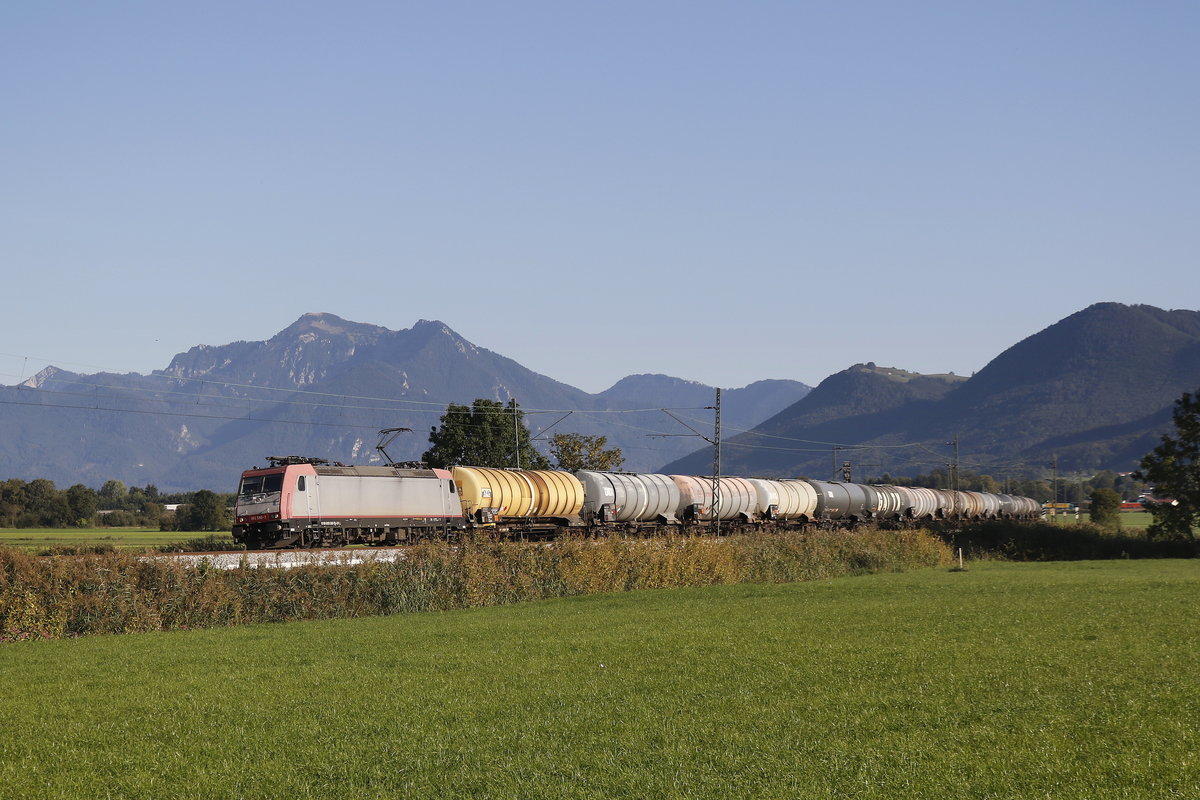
(1, 559, 1195, 799)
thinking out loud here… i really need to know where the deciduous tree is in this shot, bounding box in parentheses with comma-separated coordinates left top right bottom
(175, 490, 231, 532)
(64, 484, 98, 527)
(549, 433, 625, 472)
(1089, 488, 1121, 529)
(0, 479, 27, 527)
(98, 479, 127, 508)
(422, 399, 549, 470)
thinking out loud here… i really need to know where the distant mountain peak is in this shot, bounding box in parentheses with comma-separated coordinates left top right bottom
(605, 373, 709, 391)
(411, 319, 480, 356)
(274, 312, 388, 342)
(414, 318, 450, 329)
(847, 363, 968, 384)
(19, 365, 63, 389)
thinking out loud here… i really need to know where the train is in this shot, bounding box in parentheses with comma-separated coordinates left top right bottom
(231, 456, 1042, 550)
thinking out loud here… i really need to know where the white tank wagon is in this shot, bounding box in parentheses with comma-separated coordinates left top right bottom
(960, 491, 989, 519)
(576, 471, 680, 524)
(1016, 496, 1042, 517)
(669, 475, 759, 522)
(930, 489, 958, 519)
(944, 490, 973, 519)
(978, 491, 1002, 519)
(997, 494, 1041, 519)
(747, 478, 820, 521)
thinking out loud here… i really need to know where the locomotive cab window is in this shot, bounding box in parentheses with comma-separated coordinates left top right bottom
(239, 473, 284, 495)
(297, 476, 306, 492)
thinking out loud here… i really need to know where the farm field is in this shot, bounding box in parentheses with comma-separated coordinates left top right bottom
(1, 560, 1197, 799)
(0, 527, 199, 552)
(1087, 509, 1156, 530)
(1117, 508, 1153, 529)
(1041, 509, 1156, 530)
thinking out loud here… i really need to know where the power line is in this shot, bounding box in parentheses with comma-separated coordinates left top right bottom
(0, 385, 738, 452)
(0, 395, 390, 430)
(2, 354, 709, 416)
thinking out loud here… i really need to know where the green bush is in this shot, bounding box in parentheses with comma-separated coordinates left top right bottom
(1090, 487, 1122, 529)
(940, 519, 1198, 561)
(157, 535, 242, 553)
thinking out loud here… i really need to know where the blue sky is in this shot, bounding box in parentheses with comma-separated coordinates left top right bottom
(3, 1, 1197, 393)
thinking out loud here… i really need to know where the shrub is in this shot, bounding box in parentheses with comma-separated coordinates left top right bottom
(940, 520, 1198, 561)
(157, 535, 242, 553)
(1090, 488, 1122, 529)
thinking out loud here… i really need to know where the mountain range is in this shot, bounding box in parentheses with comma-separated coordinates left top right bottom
(664, 303, 1200, 481)
(0, 314, 809, 490)
(2, 303, 1196, 491)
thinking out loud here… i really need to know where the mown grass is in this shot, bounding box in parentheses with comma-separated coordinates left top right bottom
(0, 560, 1195, 799)
(1117, 508, 1153, 529)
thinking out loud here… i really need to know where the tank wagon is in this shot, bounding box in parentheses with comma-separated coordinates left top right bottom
(453, 466, 584, 524)
(233, 457, 1042, 549)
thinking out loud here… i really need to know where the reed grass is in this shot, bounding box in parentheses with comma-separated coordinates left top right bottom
(1, 529, 950, 641)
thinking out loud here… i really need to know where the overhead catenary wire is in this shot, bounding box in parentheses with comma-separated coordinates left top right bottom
(662, 408, 938, 450)
(0, 371, 712, 422)
(0, 381, 729, 450)
(3, 374, 703, 415)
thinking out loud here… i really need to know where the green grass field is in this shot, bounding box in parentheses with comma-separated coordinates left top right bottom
(1, 560, 1196, 799)
(1117, 508, 1154, 529)
(1041, 509, 1155, 530)
(0, 527, 198, 552)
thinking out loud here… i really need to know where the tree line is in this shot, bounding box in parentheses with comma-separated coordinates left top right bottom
(0, 478, 233, 532)
(3, 389, 1196, 542)
(874, 468, 1147, 506)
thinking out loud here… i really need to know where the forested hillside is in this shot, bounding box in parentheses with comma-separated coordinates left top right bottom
(665, 303, 1200, 479)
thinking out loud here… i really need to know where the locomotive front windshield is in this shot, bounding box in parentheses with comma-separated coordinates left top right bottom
(240, 473, 284, 496)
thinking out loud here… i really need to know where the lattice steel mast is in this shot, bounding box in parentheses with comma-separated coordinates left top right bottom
(712, 388, 721, 536)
